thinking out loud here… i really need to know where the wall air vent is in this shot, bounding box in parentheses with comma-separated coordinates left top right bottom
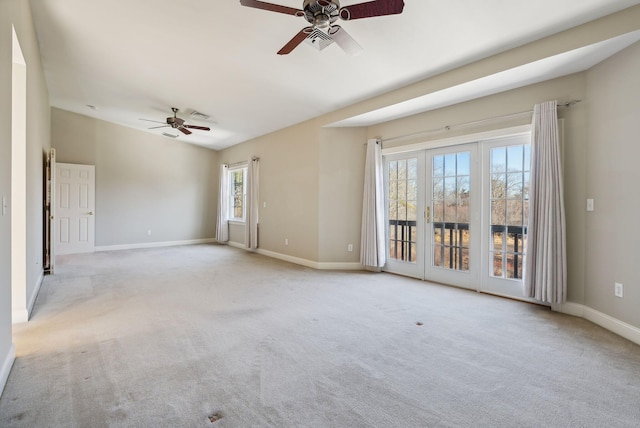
(162, 132, 178, 138)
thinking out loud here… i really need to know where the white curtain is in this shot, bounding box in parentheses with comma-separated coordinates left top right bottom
(216, 164, 229, 243)
(524, 100, 567, 304)
(360, 139, 386, 268)
(245, 157, 259, 250)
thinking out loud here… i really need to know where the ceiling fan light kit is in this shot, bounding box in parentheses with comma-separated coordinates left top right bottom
(239, 0, 405, 55)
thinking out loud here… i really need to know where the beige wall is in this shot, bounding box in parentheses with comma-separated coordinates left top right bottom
(584, 41, 640, 327)
(318, 127, 367, 263)
(51, 108, 218, 247)
(1, 0, 51, 392)
(219, 119, 321, 262)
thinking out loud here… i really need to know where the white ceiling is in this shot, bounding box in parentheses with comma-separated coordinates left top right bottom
(29, 0, 640, 150)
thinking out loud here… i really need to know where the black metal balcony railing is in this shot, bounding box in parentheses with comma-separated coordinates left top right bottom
(388, 221, 527, 277)
(388, 219, 416, 262)
(491, 224, 527, 279)
(432, 222, 469, 271)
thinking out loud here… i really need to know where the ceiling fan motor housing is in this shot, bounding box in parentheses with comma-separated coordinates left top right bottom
(303, 0, 341, 29)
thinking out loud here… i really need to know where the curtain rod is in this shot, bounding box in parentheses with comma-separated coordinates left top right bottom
(224, 161, 248, 167)
(380, 99, 582, 144)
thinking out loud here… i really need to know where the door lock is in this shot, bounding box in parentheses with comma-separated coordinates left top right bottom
(425, 206, 431, 223)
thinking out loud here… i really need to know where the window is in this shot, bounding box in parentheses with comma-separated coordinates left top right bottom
(229, 166, 247, 221)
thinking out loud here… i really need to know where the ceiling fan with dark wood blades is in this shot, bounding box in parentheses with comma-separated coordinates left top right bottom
(239, 0, 405, 55)
(140, 108, 211, 135)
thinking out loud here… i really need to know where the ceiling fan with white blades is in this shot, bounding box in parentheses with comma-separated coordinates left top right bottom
(239, 0, 405, 55)
(140, 108, 211, 135)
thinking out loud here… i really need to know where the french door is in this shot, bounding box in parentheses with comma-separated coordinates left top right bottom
(383, 132, 532, 300)
(384, 144, 480, 289)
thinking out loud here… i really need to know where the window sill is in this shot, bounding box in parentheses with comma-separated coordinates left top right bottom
(229, 220, 246, 226)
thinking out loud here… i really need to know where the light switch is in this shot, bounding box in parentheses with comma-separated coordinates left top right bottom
(586, 198, 594, 212)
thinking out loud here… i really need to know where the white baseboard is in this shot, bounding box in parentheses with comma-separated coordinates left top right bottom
(27, 270, 44, 315)
(552, 302, 640, 346)
(12, 270, 44, 324)
(95, 238, 217, 252)
(1, 343, 16, 396)
(225, 242, 363, 271)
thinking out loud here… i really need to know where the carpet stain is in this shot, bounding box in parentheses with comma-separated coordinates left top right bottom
(10, 412, 26, 422)
(208, 411, 223, 423)
(416, 321, 423, 326)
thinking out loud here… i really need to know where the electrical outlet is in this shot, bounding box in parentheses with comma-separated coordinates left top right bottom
(615, 282, 624, 298)
(347, 244, 353, 252)
(284, 238, 289, 246)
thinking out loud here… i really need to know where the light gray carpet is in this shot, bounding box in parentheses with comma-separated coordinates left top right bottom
(1, 244, 640, 427)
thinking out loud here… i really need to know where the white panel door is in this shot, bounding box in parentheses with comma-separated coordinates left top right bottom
(55, 163, 95, 255)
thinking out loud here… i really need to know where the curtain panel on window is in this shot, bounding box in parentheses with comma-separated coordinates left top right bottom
(524, 100, 567, 304)
(245, 157, 259, 250)
(360, 139, 386, 268)
(216, 164, 230, 243)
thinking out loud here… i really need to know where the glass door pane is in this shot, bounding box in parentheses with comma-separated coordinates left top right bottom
(384, 153, 425, 279)
(481, 134, 532, 298)
(426, 144, 479, 289)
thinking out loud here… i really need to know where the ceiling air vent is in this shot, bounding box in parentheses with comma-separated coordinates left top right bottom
(190, 111, 211, 121)
(162, 132, 178, 138)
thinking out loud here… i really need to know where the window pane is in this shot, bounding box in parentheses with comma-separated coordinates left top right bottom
(433, 225, 443, 244)
(491, 200, 506, 225)
(389, 180, 398, 201)
(457, 152, 470, 175)
(433, 177, 444, 200)
(491, 148, 506, 173)
(408, 158, 417, 179)
(507, 146, 523, 171)
(434, 245, 443, 267)
(507, 200, 523, 226)
(491, 174, 506, 199)
(507, 173, 523, 198)
(433, 156, 444, 177)
(492, 229, 505, 251)
(389, 161, 398, 180)
(407, 201, 417, 221)
(433, 201, 444, 222)
(398, 160, 407, 180)
(492, 252, 503, 277)
(444, 154, 456, 176)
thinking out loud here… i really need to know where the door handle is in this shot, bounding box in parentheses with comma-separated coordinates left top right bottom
(87, 211, 94, 216)
(425, 206, 431, 223)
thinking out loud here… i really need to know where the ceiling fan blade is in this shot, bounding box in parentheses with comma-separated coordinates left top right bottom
(239, 0, 303, 16)
(339, 0, 404, 20)
(277, 28, 311, 55)
(148, 125, 170, 129)
(140, 118, 168, 124)
(178, 127, 192, 135)
(329, 26, 363, 56)
(184, 125, 211, 131)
